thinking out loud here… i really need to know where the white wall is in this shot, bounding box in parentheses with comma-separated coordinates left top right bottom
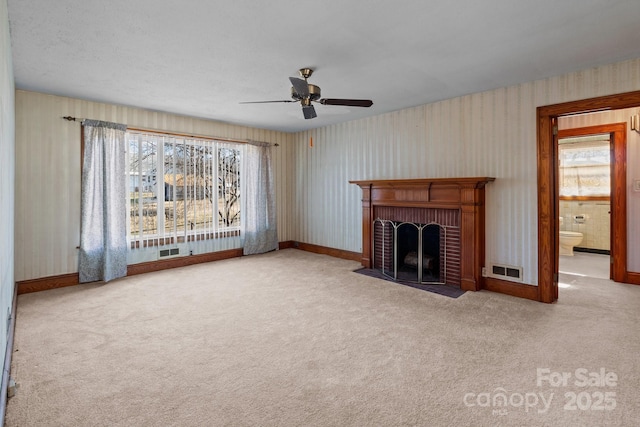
(0, 0, 16, 379)
(14, 91, 294, 281)
(291, 58, 640, 286)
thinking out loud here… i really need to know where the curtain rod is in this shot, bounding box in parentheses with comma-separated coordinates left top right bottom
(62, 116, 279, 147)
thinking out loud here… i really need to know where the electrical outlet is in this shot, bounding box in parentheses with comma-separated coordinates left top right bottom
(8, 378, 18, 398)
(634, 179, 640, 192)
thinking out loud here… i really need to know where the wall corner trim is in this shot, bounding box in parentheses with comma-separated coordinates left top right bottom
(1, 284, 18, 424)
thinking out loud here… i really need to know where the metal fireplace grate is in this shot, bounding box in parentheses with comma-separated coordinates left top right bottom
(373, 218, 451, 285)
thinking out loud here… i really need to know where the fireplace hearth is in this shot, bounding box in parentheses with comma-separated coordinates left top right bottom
(350, 178, 495, 291)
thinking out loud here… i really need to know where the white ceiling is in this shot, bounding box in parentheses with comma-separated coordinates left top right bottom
(7, 0, 640, 133)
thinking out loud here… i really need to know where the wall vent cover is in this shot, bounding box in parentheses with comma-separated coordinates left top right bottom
(490, 263, 523, 282)
(159, 248, 180, 258)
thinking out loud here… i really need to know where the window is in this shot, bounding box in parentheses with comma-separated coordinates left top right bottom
(126, 131, 242, 248)
(558, 137, 610, 198)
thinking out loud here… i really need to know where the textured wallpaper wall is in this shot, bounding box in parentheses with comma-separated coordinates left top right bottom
(291, 59, 640, 285)
(12, 58, 640, 286)
(14, 91, 294, 281)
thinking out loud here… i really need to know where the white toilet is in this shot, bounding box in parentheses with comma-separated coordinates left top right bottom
(559, 231, 583, 256)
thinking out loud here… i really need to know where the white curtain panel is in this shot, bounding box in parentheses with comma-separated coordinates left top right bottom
(243, 141, 278, 255)
(79, 120, 128, 283)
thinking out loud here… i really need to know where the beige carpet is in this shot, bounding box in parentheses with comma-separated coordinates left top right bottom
(6, 249, 640, 426)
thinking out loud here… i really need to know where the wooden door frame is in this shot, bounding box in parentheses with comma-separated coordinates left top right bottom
(537, 90, 640, 303)
(557, 123, 627, 282)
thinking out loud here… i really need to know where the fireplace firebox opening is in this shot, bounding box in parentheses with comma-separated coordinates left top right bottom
(374, 219, 447, 285)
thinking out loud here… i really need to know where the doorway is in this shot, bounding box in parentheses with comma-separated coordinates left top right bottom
(537, 91, 640, 303)
(556, 127, 616, 281)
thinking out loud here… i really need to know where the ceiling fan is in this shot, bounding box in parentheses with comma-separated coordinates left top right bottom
(240, 68, 373, 119)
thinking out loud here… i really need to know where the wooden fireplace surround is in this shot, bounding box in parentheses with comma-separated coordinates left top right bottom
(350, 177, 495, 291)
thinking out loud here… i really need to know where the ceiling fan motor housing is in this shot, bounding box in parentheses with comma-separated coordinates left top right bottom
(291, 84, 321, 101)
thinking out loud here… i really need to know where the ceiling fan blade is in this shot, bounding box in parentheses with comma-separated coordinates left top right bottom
(302, 105, 317, 119)
(319, 98, 373, 107)
(239, 100, 295, 104)
(289, 77, 310, 97)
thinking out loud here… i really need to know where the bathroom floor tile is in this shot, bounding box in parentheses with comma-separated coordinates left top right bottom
(559, 252, 610, 279)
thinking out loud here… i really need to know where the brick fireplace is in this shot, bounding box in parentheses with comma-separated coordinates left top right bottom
(350, 178, 495, 291)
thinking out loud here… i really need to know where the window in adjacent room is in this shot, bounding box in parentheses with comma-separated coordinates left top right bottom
(558, 135, 610, 199)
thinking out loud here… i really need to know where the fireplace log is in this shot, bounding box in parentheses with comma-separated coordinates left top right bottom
(403, 251, 435, 271)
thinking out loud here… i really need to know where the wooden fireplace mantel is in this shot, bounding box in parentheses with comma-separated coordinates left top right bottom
(349, 177, 495, 291)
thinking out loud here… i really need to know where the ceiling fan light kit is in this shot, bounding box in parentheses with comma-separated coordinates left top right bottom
(241, 68, 373, 119)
